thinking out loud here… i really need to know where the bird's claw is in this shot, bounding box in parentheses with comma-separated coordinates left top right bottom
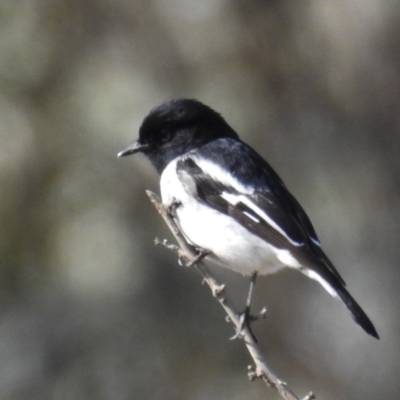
(166, 201, 181, 217)
(230, 306, 259, 342)
(180, 247, 210, 267)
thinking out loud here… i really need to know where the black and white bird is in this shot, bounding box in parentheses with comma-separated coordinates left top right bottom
(118, 99, 378, 339)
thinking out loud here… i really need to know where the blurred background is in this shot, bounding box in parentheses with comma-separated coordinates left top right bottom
(1, 1, 399, 399)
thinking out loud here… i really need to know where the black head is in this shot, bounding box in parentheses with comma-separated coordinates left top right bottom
(118, 99, 239, 174)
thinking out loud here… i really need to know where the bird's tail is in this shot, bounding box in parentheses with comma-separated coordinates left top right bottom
(334, 284, 379, 339)
(303, 268, 379, 339)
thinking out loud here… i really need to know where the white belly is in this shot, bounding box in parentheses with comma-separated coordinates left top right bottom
(176, 201, 287, 276)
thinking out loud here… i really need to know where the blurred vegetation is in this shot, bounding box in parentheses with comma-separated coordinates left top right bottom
(1, 1, 399, 399)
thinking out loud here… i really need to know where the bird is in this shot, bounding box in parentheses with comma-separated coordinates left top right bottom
(118, 98, 379, 339)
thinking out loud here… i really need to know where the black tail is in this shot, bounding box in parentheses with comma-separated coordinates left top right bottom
(335, 285, 379, 339)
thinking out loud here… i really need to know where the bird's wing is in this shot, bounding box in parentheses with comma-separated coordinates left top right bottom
(176, 154, 345, 285)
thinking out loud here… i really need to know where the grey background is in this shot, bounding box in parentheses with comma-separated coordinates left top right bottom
(1, 1, 399, 399)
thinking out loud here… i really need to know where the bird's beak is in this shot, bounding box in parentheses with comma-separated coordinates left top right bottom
(117, 141, 149, 157)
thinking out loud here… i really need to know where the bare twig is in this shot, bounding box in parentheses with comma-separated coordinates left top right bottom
(146, 190, 315, 400)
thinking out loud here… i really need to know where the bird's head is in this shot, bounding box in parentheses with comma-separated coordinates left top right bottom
(118, 99, 238, 173)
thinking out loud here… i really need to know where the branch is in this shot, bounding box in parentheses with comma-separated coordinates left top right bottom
(146, 190, 315, 400)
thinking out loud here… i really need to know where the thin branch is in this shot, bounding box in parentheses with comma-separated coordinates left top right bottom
(146, 190, 315, 400)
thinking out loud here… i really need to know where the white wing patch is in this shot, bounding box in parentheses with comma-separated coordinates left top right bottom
(189, 154, 254, 195)
(243, 211, 259, 223)
(221, 192, 304, 247)
(311, 237, 321, 246)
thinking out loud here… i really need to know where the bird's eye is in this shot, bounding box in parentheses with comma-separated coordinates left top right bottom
(159, 130, 172, 142)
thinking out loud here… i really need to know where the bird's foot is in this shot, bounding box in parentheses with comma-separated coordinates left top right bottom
(180, 247, 210, 267)
(230, 306, 259, 342)
(229, 306, 267, 342)
(166, 200, 181, 217)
